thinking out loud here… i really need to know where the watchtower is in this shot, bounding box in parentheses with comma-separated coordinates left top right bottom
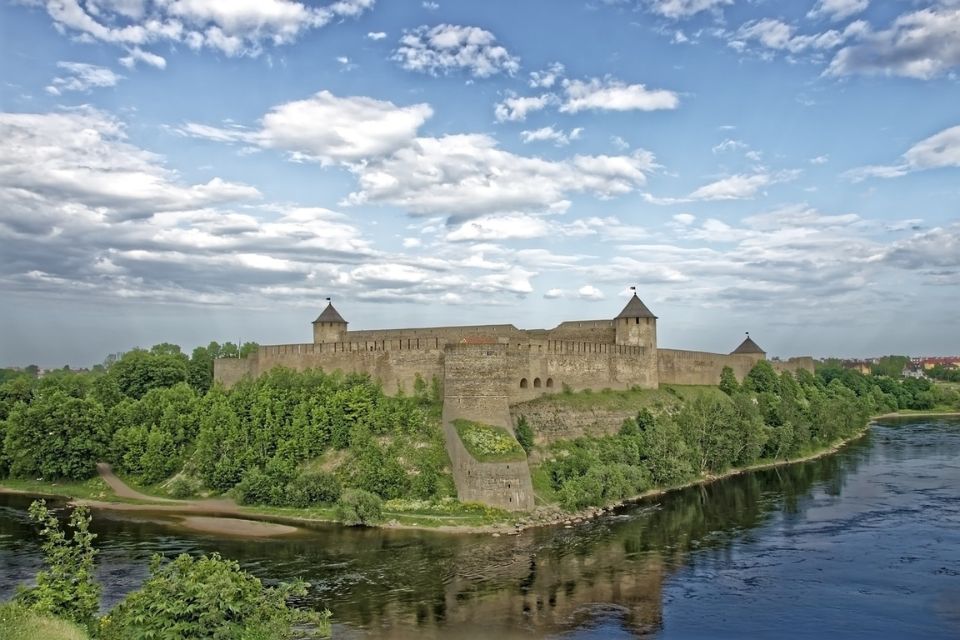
(615, 288, 657, 350)
(312, 299, 347, 344)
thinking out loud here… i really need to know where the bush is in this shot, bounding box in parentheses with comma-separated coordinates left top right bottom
(98, 553, 330, 639)
(166, 476, 199, 499)
(234, 468, 285, 506)
(16, 501, 100, 630)
(285, 470, 342, 507)
(335, 489, 383, 526)
(515, 415, 534, 453)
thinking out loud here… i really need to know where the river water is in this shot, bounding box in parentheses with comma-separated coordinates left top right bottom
(2, 417, 959, 639)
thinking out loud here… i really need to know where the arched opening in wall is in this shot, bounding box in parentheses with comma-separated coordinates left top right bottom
(520, 378, 528, 389)
(546, 378, 554, 388)
(534, 378, 542, 388)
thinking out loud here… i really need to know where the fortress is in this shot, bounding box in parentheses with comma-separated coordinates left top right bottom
(214, 291, 814, 511)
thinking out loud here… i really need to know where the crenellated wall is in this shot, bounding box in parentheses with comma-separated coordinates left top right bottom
(212, 311, 815, 512)
(657, 349, 763, 385)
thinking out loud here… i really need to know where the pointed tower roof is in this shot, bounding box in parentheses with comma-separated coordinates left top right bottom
(615, 293, 657, 319)
(732, 334, 765, 355)
(313, 301, 346, 324)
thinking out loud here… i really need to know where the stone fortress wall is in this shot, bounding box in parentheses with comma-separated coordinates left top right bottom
(214, 294, 815, 510)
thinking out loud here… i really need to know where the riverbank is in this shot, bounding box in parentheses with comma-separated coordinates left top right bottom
(0, 421, 887, 536)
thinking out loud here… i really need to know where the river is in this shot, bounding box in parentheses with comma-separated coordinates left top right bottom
(2, 417, 959, 638)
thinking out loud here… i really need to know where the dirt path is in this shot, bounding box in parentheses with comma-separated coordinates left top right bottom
(90, 463, 298, 537)
(95, 463, 237, 510)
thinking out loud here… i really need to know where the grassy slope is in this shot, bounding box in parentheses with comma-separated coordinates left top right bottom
(516, 384, 727, 413)
(0, 603, 89, 640)
(453, 419, 527, 462)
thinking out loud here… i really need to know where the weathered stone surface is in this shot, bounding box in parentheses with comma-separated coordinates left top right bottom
(212, 299, 815, 511)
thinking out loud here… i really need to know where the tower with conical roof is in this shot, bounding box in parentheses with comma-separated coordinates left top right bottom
(731, 333, 765, 359)
(615, 288, 657, 350)
(312, 299, 347, 344)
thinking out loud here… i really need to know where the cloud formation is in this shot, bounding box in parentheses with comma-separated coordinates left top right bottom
(27, 0, 374, 59)
(393, 24, 520, 77)
(45, 62, 123, 95)
(825, 7, 960, 79)
(845, 124, 960, 181)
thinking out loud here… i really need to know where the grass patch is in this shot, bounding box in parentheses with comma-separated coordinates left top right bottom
(453, 419, 526, 463)
(0, 603, 89, 640)
(530, 465, 559, 506)
(0, 476, 112, 501)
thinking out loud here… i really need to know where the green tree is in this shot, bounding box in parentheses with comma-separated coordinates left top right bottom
(515, 415, 534, 453)
(109, 349, 188, 399)
(719, 366, 740, 396)
(99, 553, 330, 639)
(744, 361, 780, 394)
(16, 500, 100, 630)
(4, 391, 105, 479)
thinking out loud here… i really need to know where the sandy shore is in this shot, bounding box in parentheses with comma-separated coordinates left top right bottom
(178, 516, 299, 537)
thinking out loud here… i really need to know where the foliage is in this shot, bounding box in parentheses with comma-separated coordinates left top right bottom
(285, 470, 342, 507)
(15, 501, 100, 630)
(335, 488, 384, 526)
(871, 355, 910, 378)
(515, 415, 534, 453)
(4, 392, 105, 480)
(719, 366, 740, 396)
(98, 553, 330, 639)
(541, 361, 878, 512)
(454, 419, 526, 462)
(166, 475, 200, 499)
(0, 603, 89, 640)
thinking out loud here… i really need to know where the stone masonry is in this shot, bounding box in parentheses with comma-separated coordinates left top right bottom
(214, 293, 814, 510)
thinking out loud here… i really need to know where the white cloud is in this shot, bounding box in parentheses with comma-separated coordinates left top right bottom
(560, 77, 679, 113)
(810, 155, 829, 165)
(493, 92, 556, 122)
(807, 0, 869, 22)
(0, 109, 259, 222)
(673, 213, 696, 225)
(578, 285, 605, 300)
(732, 18, 867, 55)
(712, 138, 747, 154)
(445, 214, 552, 241)
(826, 8, 960, 78)
(647, 0, 732, 19)
(181, 91, 433, 165)
(845, 124, 960, 181)
(393, 24, 520, 77)
(45, 62, 123, 95)
(31, 0, 374, 59)
(422, 1, 439, 8)
(520, 125, 583, 146)
(118, 47, 167, 69)
(611, 135, 630, 150)
(543, 288, 564, 299)
(688, 170, 800, 200)
(347, 135, 658, 218)
(402, 237, 422, 248)
(366, 31, 387, 40)
(529, 62, 565, 88)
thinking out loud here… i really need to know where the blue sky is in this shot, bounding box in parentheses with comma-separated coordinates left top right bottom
(1, 0, 958, 367)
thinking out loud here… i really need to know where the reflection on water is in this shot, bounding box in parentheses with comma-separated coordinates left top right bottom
(1, 418, 959, 639)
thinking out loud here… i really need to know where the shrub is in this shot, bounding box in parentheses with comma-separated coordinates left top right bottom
(98, 553, 330, 639)
(234, 468, 284, 506)
(16, 501, 100, 630)
(335, 489, 383, 526)
(515, 415, 534, 453)
(285, 470, 342, 507)
(166, 476, 199, 499)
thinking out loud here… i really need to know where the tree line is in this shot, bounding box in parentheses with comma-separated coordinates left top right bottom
(0, 343, 451, 522)
(540, 361, 957, 511)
